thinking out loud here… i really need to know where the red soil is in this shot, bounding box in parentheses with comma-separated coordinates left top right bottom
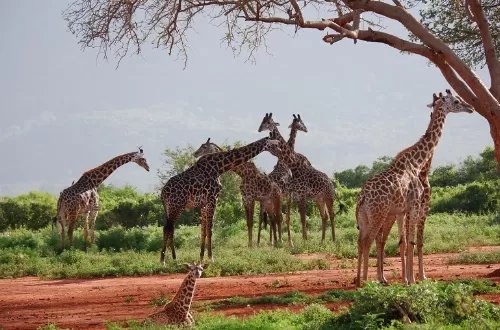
(0, 246, 499, 330)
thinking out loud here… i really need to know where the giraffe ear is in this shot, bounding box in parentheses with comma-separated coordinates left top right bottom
(445, 89, 452, 95)
(202, 263, 210, 270)
(183, 263, 190, 271)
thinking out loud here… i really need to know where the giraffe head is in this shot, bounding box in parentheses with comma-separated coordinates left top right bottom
(265, 133, 282, 158)
(288, 114, 308, 132)
(183, 261, 209, 278)
(258, 112, 279, 132)
(426, 89, 474, 115)
(194, 138, 225, 158)
(131, 147, 150, 172)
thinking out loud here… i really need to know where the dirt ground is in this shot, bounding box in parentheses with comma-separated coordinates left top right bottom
(1, 246, 499, 330)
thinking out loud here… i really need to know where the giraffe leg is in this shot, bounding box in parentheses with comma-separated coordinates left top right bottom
(161, 215, 177, 264)
(315, 200, 328, 243)
(200, 202, 216, 262)
(417, 195, 430, 281)
(356, 208, 370, 287)
(298, 199, 307, 240)
(82, 211, 90, 252)
(89, 194, 99, 245)
(243, 199, 255, 248)
(406, 205, 419, 285)
(375, 215, 396, 285)
(396, 214, 408, 285)
(326, 194, 336, 241)
(285, 195, 294, 248)
(417, 217, 427, 281)
(67, 213, 78, 249)
(89, 208, 98, 246)
(59, 215, 66, 250)
(276, 197, 283, 243)
(257, 206, 263, 247)
(269, 210, 278, 247)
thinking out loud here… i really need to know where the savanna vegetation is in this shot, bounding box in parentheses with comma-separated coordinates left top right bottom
(0, 145, 498, 280)
(2, 145, 499, 330)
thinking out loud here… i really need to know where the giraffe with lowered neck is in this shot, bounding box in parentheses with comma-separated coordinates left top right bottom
(356, 90, 474, 287)
(145, 262, 209, 326)
(160, 135, 280, 264)
(54, 148, 150, 250)
(194, 138, 283, 247)
(258, 113, 344, 245)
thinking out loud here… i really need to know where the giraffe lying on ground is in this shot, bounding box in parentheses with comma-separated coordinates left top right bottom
(356, 90, 474, 287)
(160, 135, 280, 264)
(144, 262, 209, 326)
(54, 148, 150, 250)
(194, 138, 283, 247)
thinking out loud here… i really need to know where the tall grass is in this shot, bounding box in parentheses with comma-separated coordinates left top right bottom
(0, 210, 498, 279)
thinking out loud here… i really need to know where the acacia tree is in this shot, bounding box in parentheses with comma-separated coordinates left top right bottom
(63, 0, 500, 165)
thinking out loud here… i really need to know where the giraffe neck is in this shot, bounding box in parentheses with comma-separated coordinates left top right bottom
(231, 162, 259, 179)
(270, 127, 308, 176)
(288, 126, 298, 150)
(398, 109, 446, 171)
(79, 152, 137, 187)
(205, 137, 271, 174)
(168, 273, 197, 312)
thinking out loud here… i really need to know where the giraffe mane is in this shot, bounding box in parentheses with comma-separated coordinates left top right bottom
(82, 152, 137, 175)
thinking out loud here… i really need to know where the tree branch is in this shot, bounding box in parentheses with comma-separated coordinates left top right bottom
(347, 0, 500, 115)
(324, 26, 482, 114)
(467, 0, 500, 97)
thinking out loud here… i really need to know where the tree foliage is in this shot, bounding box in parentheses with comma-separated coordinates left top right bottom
(334, 156, 393, 188)
(408, 0, 500, 69)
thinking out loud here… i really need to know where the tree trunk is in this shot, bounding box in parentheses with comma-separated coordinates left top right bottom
(487, 113, 500, 168)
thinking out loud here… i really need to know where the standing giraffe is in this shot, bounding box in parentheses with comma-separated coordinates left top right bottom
(355, 90, 474, 287)
(160, 135, 280, 264)
(145, 262, 209, 326)
(54, 149, 150, 250)
(194, 138, 283, 247)
(258, 113, 344, 243)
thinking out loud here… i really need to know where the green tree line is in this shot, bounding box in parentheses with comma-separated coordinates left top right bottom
(0, 146, 498, 232)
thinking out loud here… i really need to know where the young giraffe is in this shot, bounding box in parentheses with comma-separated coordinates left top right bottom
(259, 113, 343, 243)
(54, 149, 150, 250)
(144, 262, 209, 326)
(160, 135, 280, 264)
(194, 139, 283, 247)
(355, 90, 474, 287)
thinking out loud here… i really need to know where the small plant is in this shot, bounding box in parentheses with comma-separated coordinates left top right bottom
(265, 278, 290, 289)
(124, 296, 134, 303)
(150, 291, 170, 307)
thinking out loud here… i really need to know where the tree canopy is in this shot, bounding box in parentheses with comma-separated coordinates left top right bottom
(63, 0, 500, 165)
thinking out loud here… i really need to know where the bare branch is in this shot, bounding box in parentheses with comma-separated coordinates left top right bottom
(392, 0, 403, 7)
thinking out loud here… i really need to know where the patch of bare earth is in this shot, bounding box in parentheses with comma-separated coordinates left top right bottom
(0, 246, 498, 330)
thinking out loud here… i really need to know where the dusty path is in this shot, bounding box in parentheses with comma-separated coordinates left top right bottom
(0, 247, 499, 330)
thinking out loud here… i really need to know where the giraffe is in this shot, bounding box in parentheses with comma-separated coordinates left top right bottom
(194, 138, 283, 247)
(375, 146, 434, 286)
(54, 148, 150, 250)
(258, 113, 344, 244)
(355, 90, 474, 287)
(144, 262, 209, 326)
(160, 135, 280, 264)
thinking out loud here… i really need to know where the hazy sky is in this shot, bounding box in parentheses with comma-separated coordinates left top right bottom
(0, 1, 493, 196)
